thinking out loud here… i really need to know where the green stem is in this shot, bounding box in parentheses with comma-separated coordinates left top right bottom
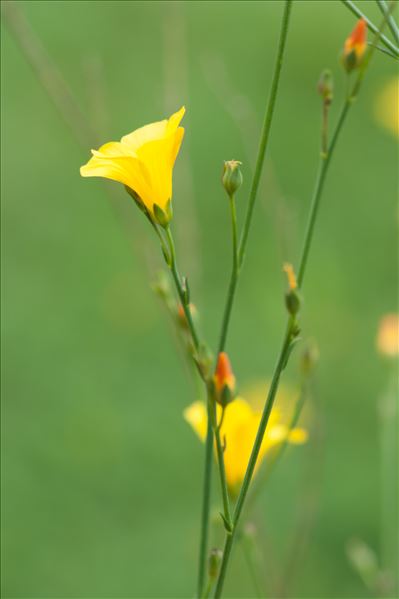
(341, 0, 399, 57)
(165, 226, 200, 351)
(211, 396, 233, 530)
(163, 226, 212, 598)
(213, 15, 391, 597)
(203, 576, 213, 599)
(198, 407, 214, 598)
(238, 0, 293, 267)
(218, 195, 239, 352)
(376, 0, 399, 45)
(297, 101, 350, 288)
(266, 378, 308, 475)
(217, 0, 293, 355)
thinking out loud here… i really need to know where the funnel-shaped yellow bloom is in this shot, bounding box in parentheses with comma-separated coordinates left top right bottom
(80, 107, 185, 217)
(184, 395, 307, 495)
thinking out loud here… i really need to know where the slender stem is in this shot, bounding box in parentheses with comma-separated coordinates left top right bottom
(265, 378, 309, 475)
(165, 226, 200, 351)
(213, 16, 391, 596)
(238, 0, 293, 267)
(198, 406, 214, 598)
(217, 0, 293, 355)
(211, 397, 233, 528)
(203, 576, 213, 599)
(376, 0, 399, 44)
(218, 195, 239, 352)
(340, 0, 399, 57)
(297, 102, 350, 288)
(214, 318, 295, 598)
(163, 226, 213, 598)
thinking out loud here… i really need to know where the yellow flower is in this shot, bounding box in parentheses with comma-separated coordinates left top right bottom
(377, 313, 399, 358)
(374, 77, 399, 138)
(184, 393, 308, 495)
(80, 107, 185, 218)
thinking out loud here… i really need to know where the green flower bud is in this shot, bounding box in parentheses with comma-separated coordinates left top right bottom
(222, 160, 243, 197)
(209, 548, 223, 579)
(317, 69, 333, 104)
(285, 289, 301, 316)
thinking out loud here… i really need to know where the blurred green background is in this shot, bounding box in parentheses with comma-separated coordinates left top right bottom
(2, 1, 398, 597)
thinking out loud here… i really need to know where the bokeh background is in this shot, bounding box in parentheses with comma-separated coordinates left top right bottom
(2, 1, 398, 597)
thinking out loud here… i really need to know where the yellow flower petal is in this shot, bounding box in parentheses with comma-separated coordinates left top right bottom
(184, 391, 308, 492)
(80, 107, 185, 217)
(183, 401, 207, 441)
(374, 77, 399, 138)
(80, 153, 152, 205)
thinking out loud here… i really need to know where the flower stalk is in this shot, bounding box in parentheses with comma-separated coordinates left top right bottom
(213, 14, 391, 597)
(217, 0, 293, 353)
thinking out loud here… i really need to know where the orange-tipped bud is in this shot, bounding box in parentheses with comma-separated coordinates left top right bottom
(342, 19, 367, 72)
(283, 263, 297, 291)
(214, 352, 236, 406)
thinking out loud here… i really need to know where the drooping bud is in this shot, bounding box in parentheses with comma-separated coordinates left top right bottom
(208, 548, 223, 580)
(317, 69, 333, 105)
(342, 19, 367, 73)
(222, 160, 243, 198)
(213, 352, 236, 406)
(283, 263, 301, 316)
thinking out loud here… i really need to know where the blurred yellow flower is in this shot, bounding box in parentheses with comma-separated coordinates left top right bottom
(184, 394, 307, 494)
(374, 77, 399, 138)
(80, 107, 185, 217)
(377, 313, 399, 357)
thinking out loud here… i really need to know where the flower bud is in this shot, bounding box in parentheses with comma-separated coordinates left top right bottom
(213, 352, 236, 406)
(342, 19, 367, 73)
(317, 69, 333, 105)
(222, 160, 243, 197)
(283, 263, 301, 316)
(209, 548, 223, 580)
